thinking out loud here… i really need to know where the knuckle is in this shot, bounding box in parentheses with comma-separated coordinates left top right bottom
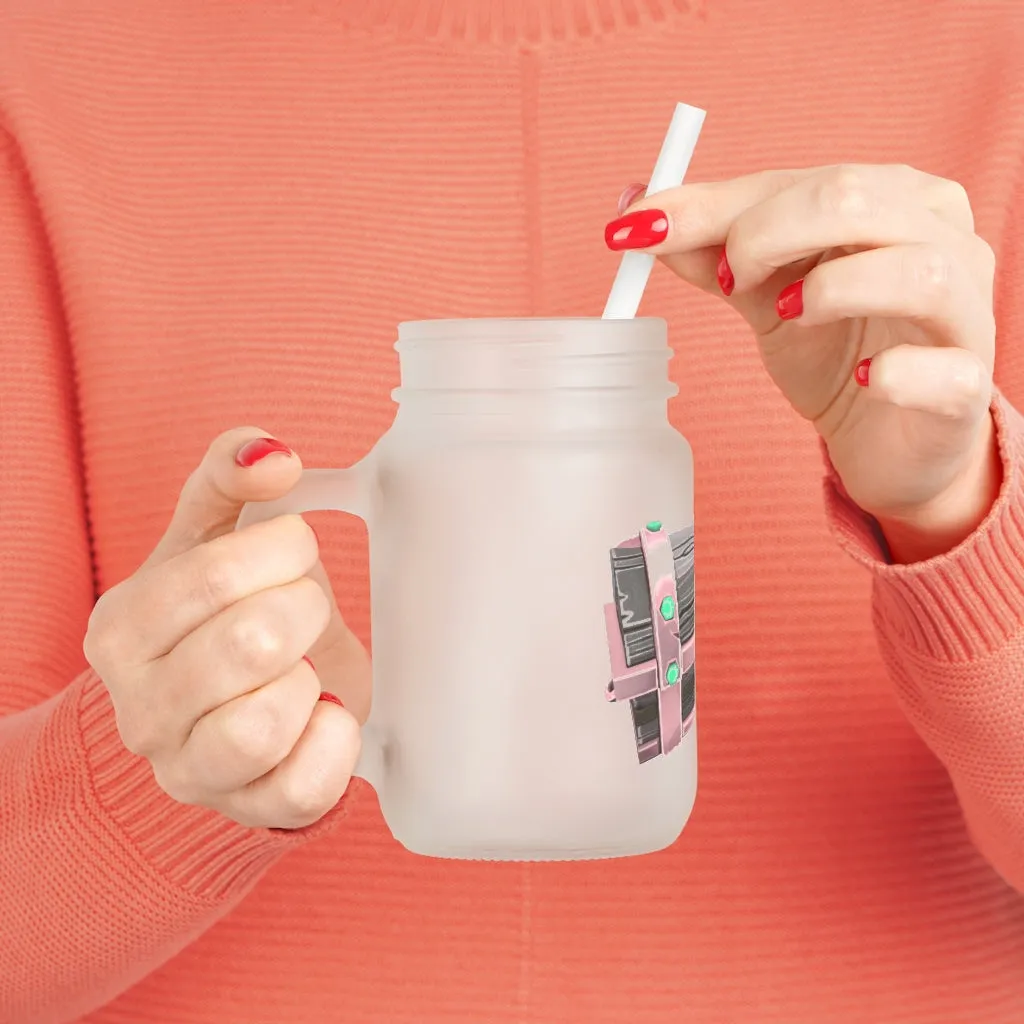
(82, 594, 122, 669)
(193, 551, 242, 608)
(115, 705, 163, 759)
(219, 699, 290, 767)
(222, 611, 287, 672)
(819, 165, 876, 219)
(906, 247, 955, 296)
(82, 623, 113, 671)
(278, 771, 338, 827)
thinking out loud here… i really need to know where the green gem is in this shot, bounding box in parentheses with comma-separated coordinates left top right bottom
(665, 661, 680, 686)
(659, 595, 676, 620)
(646, 520, 662, 532)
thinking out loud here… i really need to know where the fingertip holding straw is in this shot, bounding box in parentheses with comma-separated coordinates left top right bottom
(602, 102, 706, 320)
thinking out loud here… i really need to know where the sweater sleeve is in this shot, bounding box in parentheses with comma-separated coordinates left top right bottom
(823, 391, 1024, 894)
(0, 131, 348, 1023)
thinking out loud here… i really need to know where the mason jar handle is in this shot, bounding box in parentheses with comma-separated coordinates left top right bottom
(235, 462, 385, 791)
(236, 465, 373, 527)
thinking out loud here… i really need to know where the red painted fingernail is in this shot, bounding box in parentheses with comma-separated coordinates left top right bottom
(235, 437, 293, 467)
(302, 655, 316, 671)
(716, 247, 735, 296)
(604, 208, 669, 250)
(776, 279, 804, 320)
(616, 182, 648, 215)
(855, 358, 871, 387)
(318, 691, 345, 708)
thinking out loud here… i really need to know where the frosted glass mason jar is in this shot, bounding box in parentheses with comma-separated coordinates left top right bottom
(238, 318, 696, 861)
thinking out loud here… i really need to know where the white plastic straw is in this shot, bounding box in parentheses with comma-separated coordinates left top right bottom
(602, 102, 706, 319)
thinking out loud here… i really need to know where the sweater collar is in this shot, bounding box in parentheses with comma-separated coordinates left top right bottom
(335, 0, 705, 44)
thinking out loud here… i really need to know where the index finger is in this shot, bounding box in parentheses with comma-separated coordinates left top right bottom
(613, 164, 975, 257)
(612, 168, 810, 253)
(103, 512, 319, 663)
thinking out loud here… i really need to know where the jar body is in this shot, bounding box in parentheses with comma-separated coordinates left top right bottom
(363, 320, 697, 860)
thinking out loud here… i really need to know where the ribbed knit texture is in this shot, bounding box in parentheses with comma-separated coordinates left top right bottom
(2, 1, 1024, 1021)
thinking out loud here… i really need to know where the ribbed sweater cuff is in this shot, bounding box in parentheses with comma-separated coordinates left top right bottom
(76, 670, 352, 904)
(822, 391, 1024, 661)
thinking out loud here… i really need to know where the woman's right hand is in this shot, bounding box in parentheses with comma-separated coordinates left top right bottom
(83, 428, 369, 830)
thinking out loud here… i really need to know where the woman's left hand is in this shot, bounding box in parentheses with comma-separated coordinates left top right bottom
(606, 164, 1001, 562)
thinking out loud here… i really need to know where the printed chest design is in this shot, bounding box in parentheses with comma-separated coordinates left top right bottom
(604, 523, 695, 763)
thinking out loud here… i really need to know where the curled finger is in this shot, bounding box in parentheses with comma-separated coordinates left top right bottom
(162, 657, 321, 801)
(150, 574, 331, 749)
(223, 698, 361, 830)
(779, 243, 995, 364)
(859, 343, 992, 422)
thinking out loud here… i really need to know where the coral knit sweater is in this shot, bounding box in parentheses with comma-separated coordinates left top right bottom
(2, 1, 1024, 1022)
